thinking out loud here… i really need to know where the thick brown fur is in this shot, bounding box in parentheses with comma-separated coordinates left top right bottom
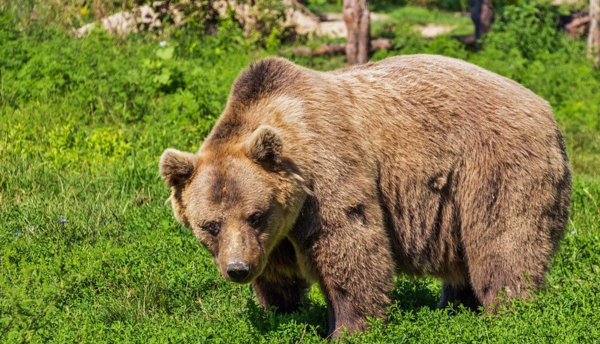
(159, 55, 571, 338)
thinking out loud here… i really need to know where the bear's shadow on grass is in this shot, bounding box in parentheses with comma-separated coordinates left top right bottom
(246, 278, 442, 336)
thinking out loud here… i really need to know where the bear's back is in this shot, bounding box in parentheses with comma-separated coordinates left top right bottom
(330, 54, 553, 126)
(316, 54, 559, 163)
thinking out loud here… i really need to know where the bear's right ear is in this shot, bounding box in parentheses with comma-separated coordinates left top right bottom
(159, 148, 197, 188)
(245, 125, 283, 167)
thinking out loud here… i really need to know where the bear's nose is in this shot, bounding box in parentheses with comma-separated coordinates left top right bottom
(226, 262, 251, 282)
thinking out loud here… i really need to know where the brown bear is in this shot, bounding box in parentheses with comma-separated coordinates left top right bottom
(159, 55, 571, 338)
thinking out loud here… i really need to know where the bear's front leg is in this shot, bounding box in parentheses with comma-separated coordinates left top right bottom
(251, 238, 309, 314)
(302, 203, 396, 339)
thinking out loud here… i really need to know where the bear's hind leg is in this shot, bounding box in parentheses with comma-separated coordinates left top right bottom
(466, 253, 543, 312)
(459, 156, 566, 312)
(439, 282, 481, 312)
(461, 194, 559, 311)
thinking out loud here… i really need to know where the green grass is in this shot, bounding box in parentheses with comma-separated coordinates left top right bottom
(369, 5, 474, 39)
(2, 2, 600, 343)
(380, 5, 472, 31)
(307, 3, 474, 38)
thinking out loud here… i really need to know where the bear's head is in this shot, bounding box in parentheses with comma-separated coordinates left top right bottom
(159, 125, 307, 283)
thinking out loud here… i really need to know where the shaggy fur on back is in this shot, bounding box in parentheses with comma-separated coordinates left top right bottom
(160, 55, 571, 338)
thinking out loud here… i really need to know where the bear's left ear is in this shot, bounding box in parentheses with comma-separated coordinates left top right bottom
(245, 125, 283, 167)
(159, 148, 198, 188)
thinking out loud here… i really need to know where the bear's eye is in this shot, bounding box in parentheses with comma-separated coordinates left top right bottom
(248, 211, 266, 228)
(200, 221, 221, 236)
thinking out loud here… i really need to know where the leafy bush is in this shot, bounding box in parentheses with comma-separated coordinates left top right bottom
(484, 1, 568, 61)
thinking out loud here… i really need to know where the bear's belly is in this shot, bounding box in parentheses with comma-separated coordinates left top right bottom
(379, 170, 467, 283)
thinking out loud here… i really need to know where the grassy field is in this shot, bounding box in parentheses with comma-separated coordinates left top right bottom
(1, 1, 600, 343)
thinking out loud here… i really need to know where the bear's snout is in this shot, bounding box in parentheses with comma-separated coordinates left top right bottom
(226, 261, 251, 282)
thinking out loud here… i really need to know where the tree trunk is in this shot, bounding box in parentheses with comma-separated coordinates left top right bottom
(589, 0, 600, 63)
(343, 0, 371, 64)
(469, 0, 494, 39)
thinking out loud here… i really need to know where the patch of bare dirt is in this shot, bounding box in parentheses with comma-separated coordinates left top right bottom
(294, 12, 389, 38)
(413, 23, 457, 38)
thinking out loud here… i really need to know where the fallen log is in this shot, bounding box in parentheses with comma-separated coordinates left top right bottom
(565, 15, 591, 39)
(290, 38, 391, 56)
